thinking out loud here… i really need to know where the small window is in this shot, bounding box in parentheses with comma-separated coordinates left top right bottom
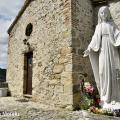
(25, 23, 33, 36)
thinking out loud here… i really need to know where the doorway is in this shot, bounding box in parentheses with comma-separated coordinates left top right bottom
(23, 52, 33, 95)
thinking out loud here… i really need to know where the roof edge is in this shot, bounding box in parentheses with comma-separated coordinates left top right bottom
(8, 0, 34, 34)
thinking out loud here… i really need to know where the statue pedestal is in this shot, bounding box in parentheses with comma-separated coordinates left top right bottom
(101, 101, 120, 110)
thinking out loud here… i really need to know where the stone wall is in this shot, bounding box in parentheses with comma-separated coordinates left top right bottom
(7, 0, 94, 109)
(109, 0, 120, 28)
(71, 0, 94, 108)
(7, 0, 73, 109)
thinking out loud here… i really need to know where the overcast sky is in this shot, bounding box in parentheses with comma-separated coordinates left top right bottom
(0, 0, 24, 69)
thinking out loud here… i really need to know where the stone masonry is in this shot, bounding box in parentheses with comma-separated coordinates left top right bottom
(71, 0, 93, 108)
(7, 0, 120, 110)
(7, 0, 73, 110)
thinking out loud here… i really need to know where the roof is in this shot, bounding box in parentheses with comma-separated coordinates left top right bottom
(8, 0, 34, 34)
(8, 0, 108, 34)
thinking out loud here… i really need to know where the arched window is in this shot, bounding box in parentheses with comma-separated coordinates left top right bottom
(25, 23, 33, 36)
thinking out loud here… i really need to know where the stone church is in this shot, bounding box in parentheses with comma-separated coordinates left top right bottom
(7, 0, 120, 110)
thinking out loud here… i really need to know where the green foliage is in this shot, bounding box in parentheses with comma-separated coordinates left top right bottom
(102, 109, 113, 116)
(0, 68, 6, 81)
(80, 93, 94, 110)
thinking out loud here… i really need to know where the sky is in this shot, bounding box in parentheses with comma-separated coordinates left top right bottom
(0, 0, 24, 69)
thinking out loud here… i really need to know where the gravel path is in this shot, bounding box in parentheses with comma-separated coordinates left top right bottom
(0, 97, 119, 120)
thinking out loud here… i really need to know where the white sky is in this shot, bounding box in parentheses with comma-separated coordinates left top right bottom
(0, 0, 24, 69)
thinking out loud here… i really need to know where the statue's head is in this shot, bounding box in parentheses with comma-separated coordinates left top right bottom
(98, 6, 112, 24)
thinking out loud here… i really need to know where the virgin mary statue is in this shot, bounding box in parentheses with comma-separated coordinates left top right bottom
(84, 6, 120, 109)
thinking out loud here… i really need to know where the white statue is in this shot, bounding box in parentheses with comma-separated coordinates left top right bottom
(84, 6, 120, 109)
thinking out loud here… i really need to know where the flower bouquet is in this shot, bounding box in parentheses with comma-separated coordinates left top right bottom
(80, 80, 100, 110)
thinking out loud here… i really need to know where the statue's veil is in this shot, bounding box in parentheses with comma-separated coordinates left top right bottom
(98, 6, 113, 24)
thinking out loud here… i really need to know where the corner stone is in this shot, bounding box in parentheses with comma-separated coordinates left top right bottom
(53, 64, 64, 74)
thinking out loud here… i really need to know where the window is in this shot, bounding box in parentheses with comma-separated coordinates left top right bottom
(25, 23, 33, 36)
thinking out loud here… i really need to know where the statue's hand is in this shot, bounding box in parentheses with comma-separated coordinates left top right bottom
(83, 48, 91, 57)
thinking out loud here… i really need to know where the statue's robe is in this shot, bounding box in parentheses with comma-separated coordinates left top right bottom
(88, 22, 120, 103)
